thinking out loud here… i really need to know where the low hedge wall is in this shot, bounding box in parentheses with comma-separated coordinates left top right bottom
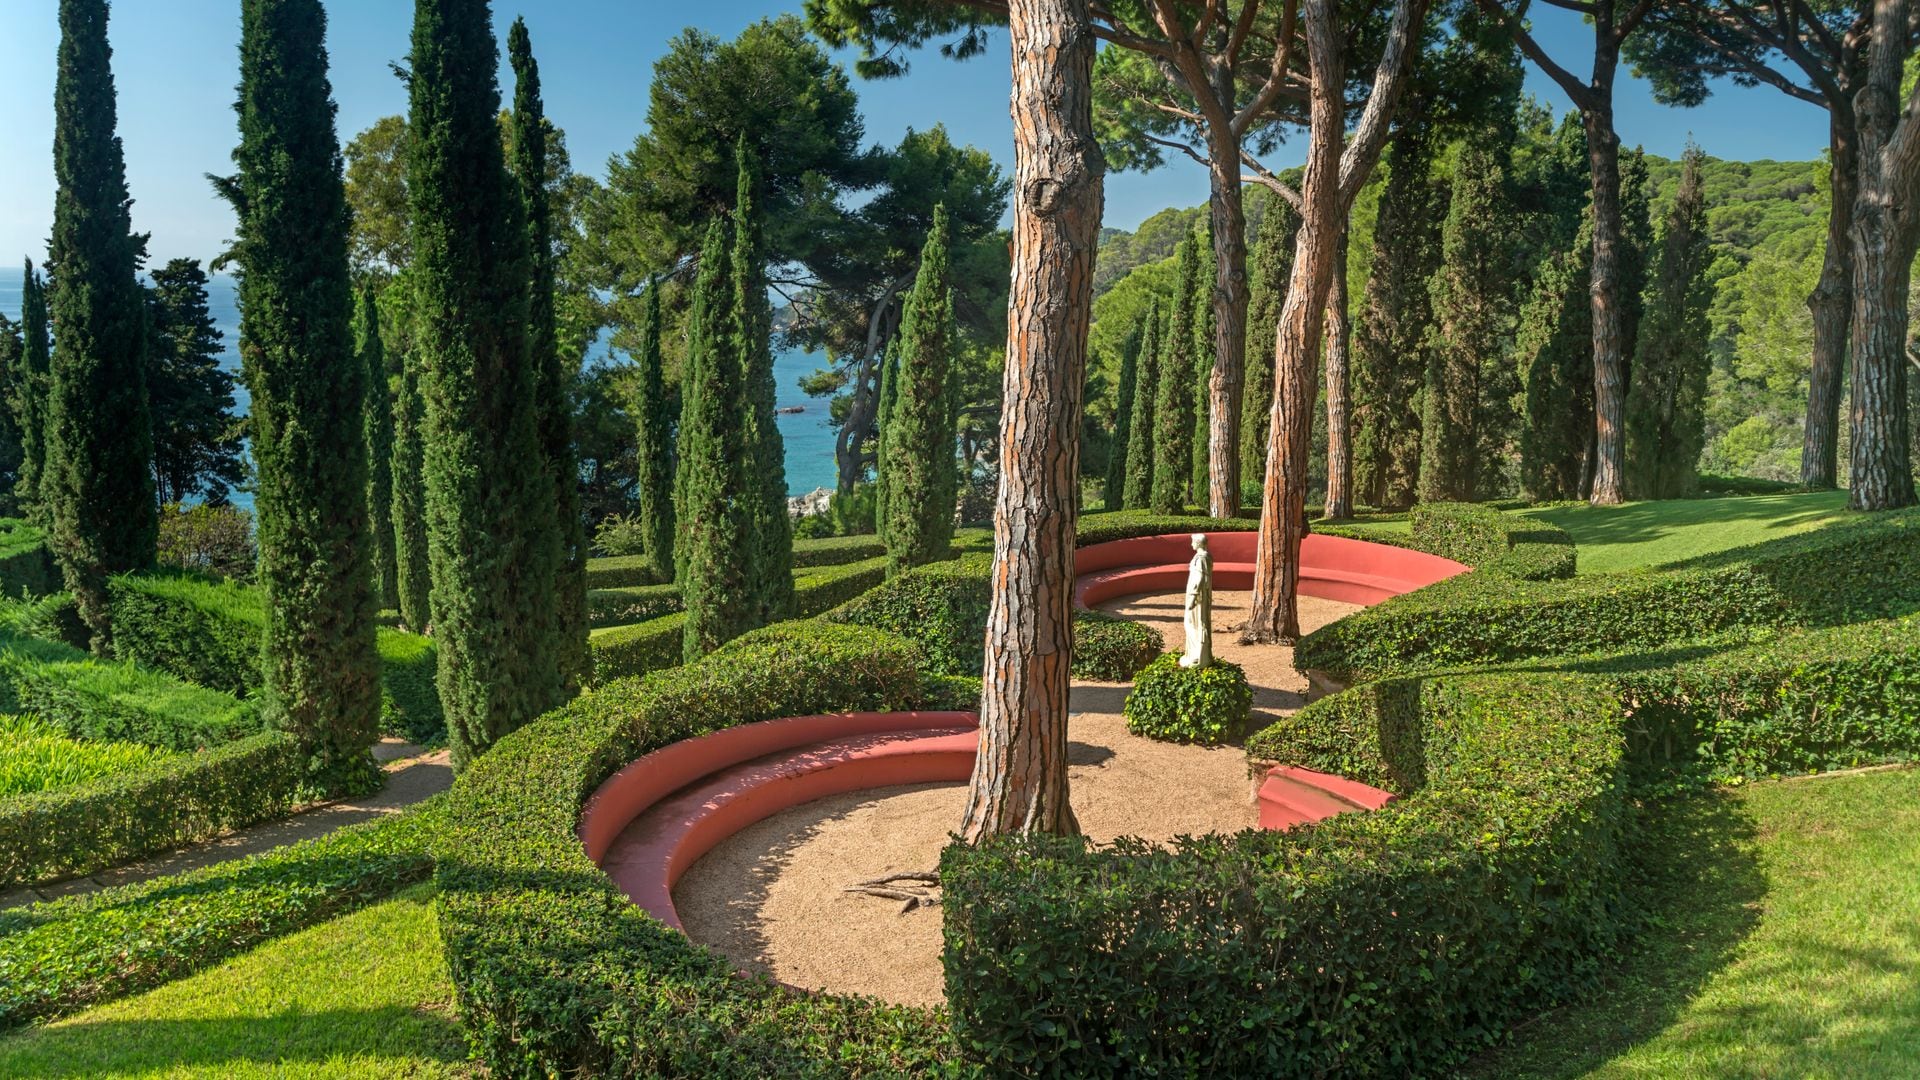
(1409, 502, 1576, 580)
(1297, 509, 1920, 683)
(0, 632, 259, 752)
(106, 572, 445, 744)
(0, 731, 305, 888)
(0, 797, 440, 1028)
(583, 553, 664, 591)
(947, 673, 1629, 1076)
(586, 535, 904, 592)
(586, 582, 682, 630)
(436, 620, 965, 1077)
(0, 520, 57, 600)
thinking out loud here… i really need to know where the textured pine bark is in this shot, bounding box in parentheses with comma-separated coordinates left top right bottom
(1584, 105, 1629, 506)
(1803, 115, 1855, 490)
(1206, 145, 1249, 517)
(959, 0, 1101, 841)
(1322, 232, 1353, 520)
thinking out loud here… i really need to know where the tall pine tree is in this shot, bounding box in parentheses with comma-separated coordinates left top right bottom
(1626, 146, 1713, 499)
(10, 261, 52, 522)
(1241, 200, 1296, 497)
(732, 143, 795, 623)
(632, 279, 675, 582)
(1418, 145, 1511, 502)
(1151, 231, 1201, 514)
(882, 205, 958, 574)
(409, 0, 564, 768)
(355, 285, 398, 608)
(676, 219, 753, 659)
(508, 17, 588, 691)
(1122, 301, 1161, 509)
(146, 258, 244, 505)
(381, 274, 432, 635)
(1104, 316, 1145, 511)
(230, 0, 380, 789)
(46, 0, 157, 649)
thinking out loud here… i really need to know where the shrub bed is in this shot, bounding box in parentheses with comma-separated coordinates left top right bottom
(1070, 609, 1163, 680)
(586, 582, 682, 630)
(438, 621, 967, 1077)
(1297, 510, 1920, 683)
(0, 715, 171, 798)
(947, 673, 1629, 1077)
(1122, 654, 1251, 744)
(0, 731, 304, 888)
(0, 799, 439, 1028)
(0, 520, 57, 600)
(106, 572, 445, 744)
(583, 553, 663, 591)
(0, 629, 258, 753)
(1410, 501, 1576, 580)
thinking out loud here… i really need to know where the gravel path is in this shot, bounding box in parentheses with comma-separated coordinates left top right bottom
(672, 590, 1359, 1006)
(0, 738, 452, 910)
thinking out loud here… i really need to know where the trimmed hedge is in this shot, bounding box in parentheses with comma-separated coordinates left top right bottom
(1297, 509, 1920, 682)
(0, 731, 305, 888)
(436, 620, 966, 1077)
(0, 798, 440, 1028)
(587, 582, 682, 630)
(1070, 609, 1163, 680)
(1122, 654, 1251, 744)
(105, 572, 445, 744)
(947, 673, 1629, 1076)
(586, 535, 899, 591)
(0, 520, 57, 600)
(1410, 501, 1576, 580)
(1696, 473, 1802, 497)
(583, 553, 664, 591)
(0, 632, 259, 752)
(0, 715, 171, 798)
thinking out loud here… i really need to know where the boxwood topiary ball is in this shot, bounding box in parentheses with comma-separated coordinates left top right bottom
(1122, 653, 1253, 746)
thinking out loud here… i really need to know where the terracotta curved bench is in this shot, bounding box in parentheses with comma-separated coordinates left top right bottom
(1073, 531, 1467, 609)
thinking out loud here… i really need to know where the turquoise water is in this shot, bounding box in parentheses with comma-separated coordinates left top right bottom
(0, 267, 842, 500)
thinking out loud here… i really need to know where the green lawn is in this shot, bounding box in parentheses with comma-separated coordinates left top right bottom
(1518, 490, 1850, 573)
(1471, 766, 1920, 1079)
(0, 885, 467, 1079)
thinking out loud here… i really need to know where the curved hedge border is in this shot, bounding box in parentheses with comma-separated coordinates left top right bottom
(946, 673, 1628, 1076)
(0, 731, 304, 888)
(1297, 510, 1920, 682)
(1409, 502, 1576, 580)
(436, 621, 967, 1077)
(0, 797, 439, 1028)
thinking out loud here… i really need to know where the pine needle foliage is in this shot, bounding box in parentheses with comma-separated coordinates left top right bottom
(45, 0, 158, 650)
(407, 0, 565, 769)
(882, 205, 958, 575)
(230, 0, 380, 790)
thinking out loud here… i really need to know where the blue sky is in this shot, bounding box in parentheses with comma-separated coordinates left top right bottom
(0, 1, 1829, 267)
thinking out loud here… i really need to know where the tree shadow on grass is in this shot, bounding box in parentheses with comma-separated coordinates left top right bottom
(1464, 790, 1767, 1079)
(0, 1004, 469, 1078)
(1523, 492, 1848, 564)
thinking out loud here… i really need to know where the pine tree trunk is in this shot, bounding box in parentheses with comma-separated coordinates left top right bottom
(1323, 230, 1353, 519)
(1205, 137, 1249, 518)
(1803, 115, 1855, 491)
(1584, 106, 1629, 506)
(958, 0, 1101, 842)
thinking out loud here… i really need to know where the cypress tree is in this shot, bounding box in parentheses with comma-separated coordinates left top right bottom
(356, 286, 398, 609)
(1151, 231, 1201, 514)
(873, 341, 899, 540)
(1352, 120, 1445, 511)
(509, 17, 588, 691)
(0, 316, 21, 517)
(882, 205, 958, 575)
(44, 0, 157, 649)
(381, 275, 432, 635)
(1418, 145, 1510, 502)
(676, 219, 753, 659)
(409, 0, 564, 768)
(1104, 317, 1145, 511)
(1121, 302, 1161, 509)
(1518, 223, 1595, 501)
(1241, 200, 1296, 495)
(632, 279, 675, 582)
(231, 0, 379, 789)
(10, 261, 51, 522)
(732, 143, 794, 623)
(1626, 146, 1713, 499)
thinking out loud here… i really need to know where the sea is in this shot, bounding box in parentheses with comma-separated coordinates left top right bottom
(0, 265, 842, 504)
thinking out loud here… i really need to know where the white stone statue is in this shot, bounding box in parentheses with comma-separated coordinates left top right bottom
(1180, 533, 1213, 668)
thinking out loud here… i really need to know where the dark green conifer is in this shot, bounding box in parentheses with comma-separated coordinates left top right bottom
(1190, 229, 1215, 506)
(732, 143, 794, 622)
(1151, 231, 1201, 514)
(632, 280, 675, 582)
(1105, 317, 1145, 511)
(230, 0, 379, 789)
(408, 0, 564, 768)
(45, 0, 157, 649)
(146, 259, 244, 505)
(1122, 302, 1162, 509)
(9, 262, 52, 522)
(1241, 202, 1295, 491)
(355, 286, 397, 608)
(1626, 146, 1713, 499)
(882, 205, 957, 575)
(381, 275, 432, 635)
(1518, 224, 1595, 501)
(873, 342, 899, 540)
(1418, 145, 1511, 502)
(0, 315, 22, 517)
(676, 219, 753, 659)
(508, 17, 587, 690)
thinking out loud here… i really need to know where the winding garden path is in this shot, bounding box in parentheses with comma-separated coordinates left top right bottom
(0, 738, 452, 910)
